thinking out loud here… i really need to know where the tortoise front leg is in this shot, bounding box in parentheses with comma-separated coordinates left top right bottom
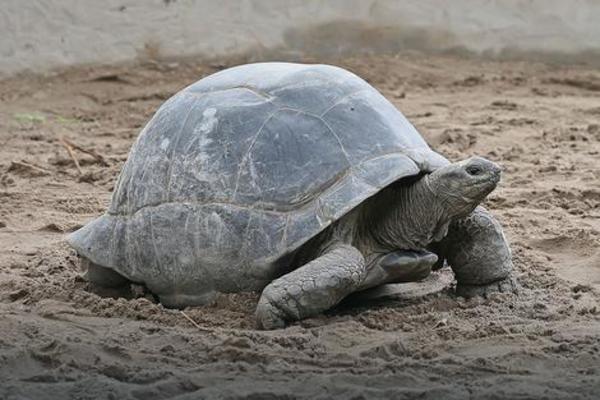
(434, 206, 517, 297)
(256, 244, 366, 330)
(358, 250, 438, 291)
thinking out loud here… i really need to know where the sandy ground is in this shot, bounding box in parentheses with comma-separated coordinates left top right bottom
(1, 53, 599, 399)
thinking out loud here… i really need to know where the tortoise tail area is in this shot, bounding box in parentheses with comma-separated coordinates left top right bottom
(66, 211, 219, 305)
(67, 214, 136, 282)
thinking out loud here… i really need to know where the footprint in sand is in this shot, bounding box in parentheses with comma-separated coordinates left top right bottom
(531, 235, 600, 288)
(558, 251, 600, 287)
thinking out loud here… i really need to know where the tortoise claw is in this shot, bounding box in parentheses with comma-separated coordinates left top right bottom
(255, 295, 288, 330)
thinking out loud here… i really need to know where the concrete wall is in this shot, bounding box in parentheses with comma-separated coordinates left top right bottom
(2, 0, 600, 76)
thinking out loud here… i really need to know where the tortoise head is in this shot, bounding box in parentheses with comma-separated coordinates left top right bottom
(425, 156, 501, 219)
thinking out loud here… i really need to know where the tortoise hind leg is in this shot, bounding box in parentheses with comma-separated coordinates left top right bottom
(81, 258, 136, 300)
(82, 257, 129, 287)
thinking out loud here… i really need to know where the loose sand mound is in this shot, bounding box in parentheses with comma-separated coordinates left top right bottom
(1, 53, 599, 399)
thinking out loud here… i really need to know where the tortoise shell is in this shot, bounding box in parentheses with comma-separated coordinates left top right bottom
(68, 63, 448, 294)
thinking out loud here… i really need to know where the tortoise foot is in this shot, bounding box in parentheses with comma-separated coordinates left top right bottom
(456, 275, 518, 298)
(256, 245, 366, 330)
(255, 297, 287, 330)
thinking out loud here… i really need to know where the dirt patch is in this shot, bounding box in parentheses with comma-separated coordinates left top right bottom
(1, 53, 599, 399)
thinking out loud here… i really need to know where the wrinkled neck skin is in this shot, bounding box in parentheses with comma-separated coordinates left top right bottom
(357, 175, 449, 255)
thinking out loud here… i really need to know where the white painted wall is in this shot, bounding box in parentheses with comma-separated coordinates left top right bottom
(2, 0, 599, 76)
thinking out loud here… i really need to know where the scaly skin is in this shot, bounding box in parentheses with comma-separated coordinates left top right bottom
(358, 250, 439, 291)
(435, 206, 517, 297)
(256, 245, 366, 329)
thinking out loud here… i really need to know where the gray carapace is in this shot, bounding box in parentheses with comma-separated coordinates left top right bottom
(68, 63, 516, 329)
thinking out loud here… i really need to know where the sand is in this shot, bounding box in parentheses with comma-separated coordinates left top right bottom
(1, 53, 599, 399)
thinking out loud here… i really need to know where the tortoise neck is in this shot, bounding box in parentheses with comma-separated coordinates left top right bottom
(358, 174, 448, 252)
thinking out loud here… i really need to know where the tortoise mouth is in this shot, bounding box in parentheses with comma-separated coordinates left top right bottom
(462, 178, 499, 204)
(475, 169, 501, 195)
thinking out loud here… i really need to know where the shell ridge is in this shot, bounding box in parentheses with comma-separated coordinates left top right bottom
(108, 213, 121, 267)
(319, 88, 369, 118)
(164, 99, 198, 202)
(106, 149, 431, 218)
(193, 210, 216, 288)
(187, 85, 274, 101)
(279, 214, 291, 250)
(231, 109, 280, 201)
(121, 94, 185, 214)
(276, 107, 354, 169)
(320, 115, 353, 170)
(148, 211, 163, 278)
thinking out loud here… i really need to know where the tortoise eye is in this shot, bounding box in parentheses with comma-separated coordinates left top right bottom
(466, 165, 483, 176)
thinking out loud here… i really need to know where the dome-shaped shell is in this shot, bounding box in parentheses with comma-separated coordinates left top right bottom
(68, 63, 448, 294)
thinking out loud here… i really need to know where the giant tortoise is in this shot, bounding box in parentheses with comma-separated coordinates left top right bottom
(68, 63, 515, 329)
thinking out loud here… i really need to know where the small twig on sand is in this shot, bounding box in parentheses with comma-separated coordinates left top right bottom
(59, 138, 83, 175)
(8, 160, 51, 176)
(180, 310, 213, 332)
(60, 137, 110, 166)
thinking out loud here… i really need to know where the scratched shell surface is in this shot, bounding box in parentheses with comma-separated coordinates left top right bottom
(68, 63, 448, 295)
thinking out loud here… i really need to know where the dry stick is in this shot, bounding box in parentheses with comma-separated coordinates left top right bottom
(61, 137, 109, 166)
(180, 310, 214, 333)
(9, 160, 51, 175)
(59, 138, 83, 175)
